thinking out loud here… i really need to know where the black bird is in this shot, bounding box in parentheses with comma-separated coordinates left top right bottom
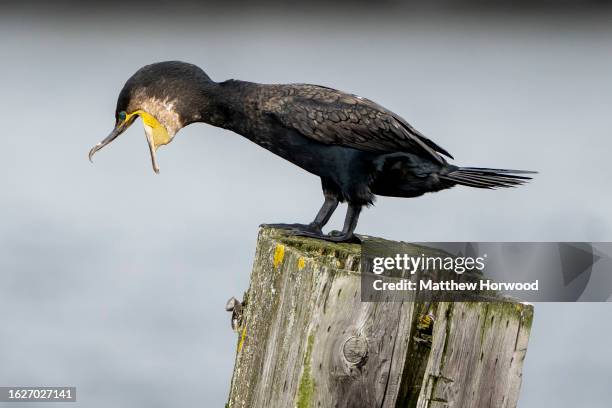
(89, 61, 534, 242)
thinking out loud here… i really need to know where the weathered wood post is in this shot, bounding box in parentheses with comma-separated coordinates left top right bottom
(226, 228, 533, 408)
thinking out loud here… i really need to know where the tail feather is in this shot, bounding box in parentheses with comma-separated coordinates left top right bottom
(441, 166, 536, 189)
(457, 167, 535, 175)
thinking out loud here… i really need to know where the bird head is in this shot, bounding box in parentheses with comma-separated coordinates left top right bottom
(88, 61, 214, 173)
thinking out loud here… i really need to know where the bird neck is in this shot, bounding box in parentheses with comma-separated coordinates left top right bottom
(196, 79, 258, 133)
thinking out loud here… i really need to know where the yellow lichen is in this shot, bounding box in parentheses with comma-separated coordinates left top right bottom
(238, 326, 247, 352)
(297, 257, 306, 270)
(273, 244, 285, 268)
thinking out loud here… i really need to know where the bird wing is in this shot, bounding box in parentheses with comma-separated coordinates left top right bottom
(263, 84, 453, 163)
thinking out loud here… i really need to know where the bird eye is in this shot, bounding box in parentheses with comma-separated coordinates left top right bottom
(118, 111, 127, 121)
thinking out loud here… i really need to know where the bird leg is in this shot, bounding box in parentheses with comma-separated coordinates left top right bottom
(291, 204, 362, 243)
(312, 195, 340, 228)
(326, 204, 362, 242)
(262, 195, 339, 234)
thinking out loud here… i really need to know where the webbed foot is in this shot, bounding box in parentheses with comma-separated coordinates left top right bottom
(288, 229, 361, 244)
(260, 223, 323, 235)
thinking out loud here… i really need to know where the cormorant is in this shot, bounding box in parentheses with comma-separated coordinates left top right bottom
(89, 61, 534, 242)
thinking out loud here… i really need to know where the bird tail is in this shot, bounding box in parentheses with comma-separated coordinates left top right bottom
(441, 166, 536, 189)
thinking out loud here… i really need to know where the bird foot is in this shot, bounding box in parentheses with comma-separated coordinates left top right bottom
(260, 222, 323, 235)
(288, 229, 361, 244)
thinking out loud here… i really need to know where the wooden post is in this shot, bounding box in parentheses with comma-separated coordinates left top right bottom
(226, 228, 533, 408)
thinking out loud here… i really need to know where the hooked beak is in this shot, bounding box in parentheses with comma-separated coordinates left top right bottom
(89, 111, 170, 174)
(88, 117, 135, 163)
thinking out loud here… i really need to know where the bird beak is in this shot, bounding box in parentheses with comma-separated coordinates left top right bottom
(88, 117, 135, 163)
(144, 128, 160, 174)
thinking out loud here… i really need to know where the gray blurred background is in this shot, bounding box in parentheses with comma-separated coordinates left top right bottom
(1, 1, 611, 407)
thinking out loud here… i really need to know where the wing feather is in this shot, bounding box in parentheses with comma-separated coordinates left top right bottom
(263, 84, 452, 163)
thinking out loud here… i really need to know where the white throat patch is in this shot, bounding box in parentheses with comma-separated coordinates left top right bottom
(130, 91, 183, 137)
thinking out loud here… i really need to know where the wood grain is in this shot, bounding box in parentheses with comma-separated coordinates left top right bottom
(226, 228, 533, 408)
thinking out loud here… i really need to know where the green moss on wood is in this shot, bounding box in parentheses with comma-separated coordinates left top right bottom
(521, 305, 534, 329)
(260, 227, 361, 271)
(297, 334, 316, 408)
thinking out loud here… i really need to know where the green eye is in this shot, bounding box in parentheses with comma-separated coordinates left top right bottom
(118, 111, 127, 121)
